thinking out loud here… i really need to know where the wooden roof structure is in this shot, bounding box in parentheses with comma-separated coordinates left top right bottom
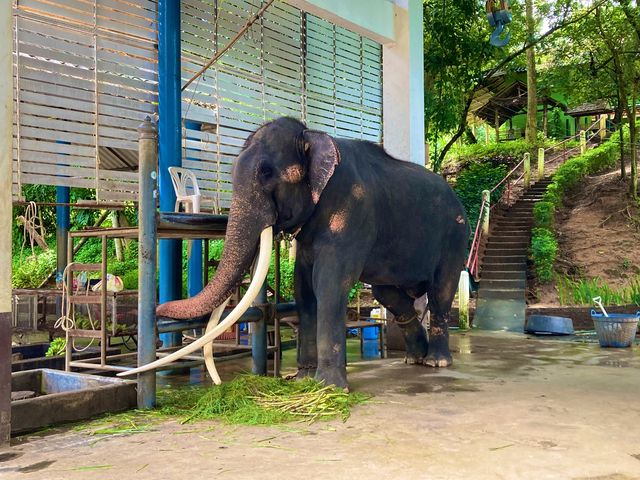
(469, 70, 564, 126)
(566, 100, 614, 117)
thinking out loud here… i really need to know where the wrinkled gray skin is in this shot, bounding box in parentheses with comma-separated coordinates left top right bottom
(157, 117, 469, 389)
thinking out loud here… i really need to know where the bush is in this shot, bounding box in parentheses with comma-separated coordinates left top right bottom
(447, 139, 538, 170)
(530, 228, 557, 283)
(533, 201, 555, 229)
(542, 128, 626, 207)
(453, 162, 508, 233)
(12, 248, 57, 288)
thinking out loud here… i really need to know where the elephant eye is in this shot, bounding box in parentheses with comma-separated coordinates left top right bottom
(259, 163, 274, 181)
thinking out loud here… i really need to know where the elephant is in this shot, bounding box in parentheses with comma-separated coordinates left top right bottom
(122, 117, 469, 389)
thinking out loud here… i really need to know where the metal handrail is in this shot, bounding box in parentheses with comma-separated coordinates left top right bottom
(465, 197, 488, 277)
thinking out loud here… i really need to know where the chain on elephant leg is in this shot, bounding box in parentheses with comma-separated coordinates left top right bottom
(424, 314, 453, 368)
(395, 312, 429, 365)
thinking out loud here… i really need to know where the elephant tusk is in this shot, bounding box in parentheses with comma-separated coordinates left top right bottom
(203, 297, 231, 385)
(118, 227, 273, 377)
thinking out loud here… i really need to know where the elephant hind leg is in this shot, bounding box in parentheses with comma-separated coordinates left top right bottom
(372, 285, 428, 364)
(424, 264, 460, 368)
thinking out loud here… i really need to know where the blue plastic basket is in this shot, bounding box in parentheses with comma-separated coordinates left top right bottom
(590, 310, 640, 348)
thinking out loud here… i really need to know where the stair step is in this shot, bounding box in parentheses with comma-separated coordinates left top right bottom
(481, 263, 526, 272)
(480, 271, 525, 280)
(481, 279, 526, 289)
(485, 244, 528, 251)
(490, 234, 530, 239)
(478, 289, 526, 300)
(484, 243, 528, 253)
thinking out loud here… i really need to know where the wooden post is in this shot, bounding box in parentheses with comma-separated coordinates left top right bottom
(457, 270, 470, 330)
(538, 147, 545, 180)
(137, 117, 158, 409)
(494, 110, 500, 142)
(580, 130, 586, 154)
(289, 239, 297, 263)
(543, 103, 548, 138)
(523, 152, 531, 189)
(482, 190, 491, 236)
(600, 114, 607, 141)
(0, 0, 13, 446)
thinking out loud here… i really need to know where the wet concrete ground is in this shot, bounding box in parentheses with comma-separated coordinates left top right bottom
(2, 331, 640, 480)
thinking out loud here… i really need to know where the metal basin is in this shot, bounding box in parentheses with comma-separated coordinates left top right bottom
(525, 315, 574, 335)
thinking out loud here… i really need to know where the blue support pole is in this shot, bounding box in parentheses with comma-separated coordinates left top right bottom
(55, 186, 70, 320)
(55, 186, 70, 288)
(188, 240, 203, 297)
(158, 0, 183, 347)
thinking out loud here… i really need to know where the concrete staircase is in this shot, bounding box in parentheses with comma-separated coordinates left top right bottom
(474, 178, 552, 330)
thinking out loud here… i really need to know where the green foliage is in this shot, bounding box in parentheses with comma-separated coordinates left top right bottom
(530, 228, 558, 283)
(348, 282, 363, 302)
(556, 276, 640, 307)
(45, 337, 66, 357)
(12, 248, 57, 288)
(543, 129, 626, 207)
(533, 201, 555, 229)
(447, 139, 539, 170)
(267, 245, 295, 302)
(156, 374, 369, 425)
(453, 162, 508, 227)
(423, 0, 499, 171)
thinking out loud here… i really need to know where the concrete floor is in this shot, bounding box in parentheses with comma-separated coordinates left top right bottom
(2, 331, 640, 480)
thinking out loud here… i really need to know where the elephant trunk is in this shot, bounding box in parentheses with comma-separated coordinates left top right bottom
(156, 194, 274, 320)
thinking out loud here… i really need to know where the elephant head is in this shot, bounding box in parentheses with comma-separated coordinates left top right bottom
(156, 117, 340, 320)
(120, 118, 340, 378)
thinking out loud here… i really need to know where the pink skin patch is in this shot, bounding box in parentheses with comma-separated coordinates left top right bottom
(329, 209, 348, 233)
(281, 165, 304, 183)
(352, 184, 365, 200)
(456, 215, 466, 224)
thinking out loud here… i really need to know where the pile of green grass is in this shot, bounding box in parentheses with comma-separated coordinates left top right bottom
(157, 374, 369, 425)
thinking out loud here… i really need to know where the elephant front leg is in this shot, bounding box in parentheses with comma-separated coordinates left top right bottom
(294, 255, 317, 379)
(313, 261, 357, 390)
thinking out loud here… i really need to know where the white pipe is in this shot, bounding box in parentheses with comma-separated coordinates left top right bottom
(203, 297, 231, 385)
(119, 227, 273, 377)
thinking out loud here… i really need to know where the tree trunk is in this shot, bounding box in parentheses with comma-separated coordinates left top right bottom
(525, 0, 537, 143)
(630, 82, 637, 198)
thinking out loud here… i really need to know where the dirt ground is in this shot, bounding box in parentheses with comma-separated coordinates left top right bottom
(533, 167, 640, 306)
(3, 331, 640, 480)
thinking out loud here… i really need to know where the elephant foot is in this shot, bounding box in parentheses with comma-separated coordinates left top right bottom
(404, 354, 426, 365)
(398, 314, 429, 364)
(423, 353, 453, 368)
(425, 324, 452, 367)
(288, 365, 317, 380)
(315, 366, 349, 391)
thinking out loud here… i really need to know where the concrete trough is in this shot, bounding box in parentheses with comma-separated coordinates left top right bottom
(11, 369, 136, 435)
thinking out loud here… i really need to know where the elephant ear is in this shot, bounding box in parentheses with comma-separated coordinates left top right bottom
(303, 130, 341, 204)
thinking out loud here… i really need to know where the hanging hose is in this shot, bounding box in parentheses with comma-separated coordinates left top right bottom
(18, 201, 48, 260)
(53, 263, 98, 353)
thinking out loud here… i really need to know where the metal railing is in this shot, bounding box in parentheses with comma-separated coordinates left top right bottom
(464, 118, 606, 279)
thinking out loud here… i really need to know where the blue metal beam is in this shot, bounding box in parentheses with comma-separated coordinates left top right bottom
(158, 0, 183, 348)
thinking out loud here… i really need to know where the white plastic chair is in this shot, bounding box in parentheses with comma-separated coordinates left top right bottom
(168, 167, 201, 213)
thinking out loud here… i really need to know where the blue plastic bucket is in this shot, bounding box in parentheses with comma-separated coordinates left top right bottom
(590, 310, 640, 348)
(362, 321, 379, 340)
